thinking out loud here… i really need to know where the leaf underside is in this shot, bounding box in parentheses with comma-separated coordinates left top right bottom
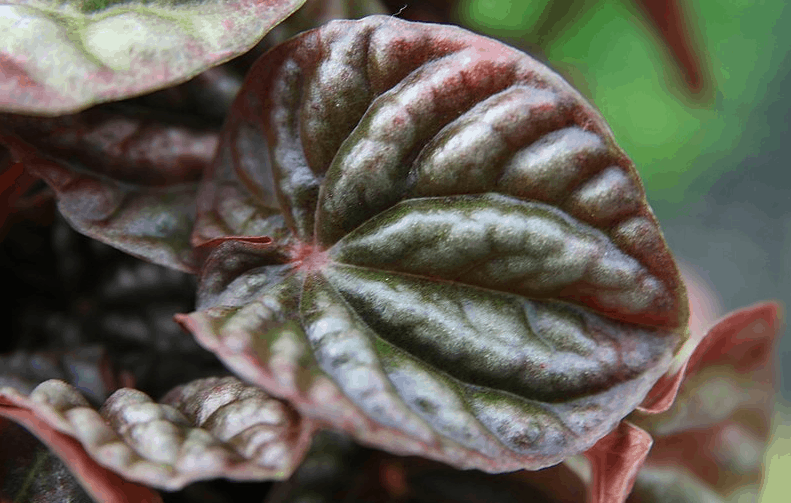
(180, 15, 688, 472)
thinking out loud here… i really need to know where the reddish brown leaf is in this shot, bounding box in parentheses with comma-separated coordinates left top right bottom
(583, 421, 653, 503)
(1, 109, 216, 187)
(637, 0, 706, 94)
(629, 300, 783, 500)
(634, 302, 782, 436)
(685, 302, 781, 376)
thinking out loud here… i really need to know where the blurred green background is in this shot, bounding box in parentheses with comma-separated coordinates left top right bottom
(450, 1, 791, 501)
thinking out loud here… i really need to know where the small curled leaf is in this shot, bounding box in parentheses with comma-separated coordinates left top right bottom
(630, 301, 782, 500)
(182, 16, 689, 472)
(584, 421, 653, 503)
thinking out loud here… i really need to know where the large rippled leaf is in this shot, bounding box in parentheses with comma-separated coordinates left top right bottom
(179, 15, 689, 472)
(0, 0, 306, 115)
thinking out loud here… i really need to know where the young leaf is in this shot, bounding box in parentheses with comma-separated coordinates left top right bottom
(0, 377, 315, 490)
(633, 302, 781, 437)
(179, 15, 689, 472)
(0, 0, 307, 115)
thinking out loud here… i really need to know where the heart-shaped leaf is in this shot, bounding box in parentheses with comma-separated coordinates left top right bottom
(0, 0, 307, 115)
(179, 15, 689, 472)
(0, 377, 315, 490)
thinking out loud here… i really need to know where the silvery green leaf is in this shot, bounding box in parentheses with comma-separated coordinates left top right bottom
(180, 16, 689, 472)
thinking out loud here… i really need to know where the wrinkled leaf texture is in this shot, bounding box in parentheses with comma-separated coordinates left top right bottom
(0, 0, 308, 115)
(176, 15, 689, 472)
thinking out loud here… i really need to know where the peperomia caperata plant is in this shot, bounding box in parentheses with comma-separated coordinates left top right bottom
(0, 2, 783, 502)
